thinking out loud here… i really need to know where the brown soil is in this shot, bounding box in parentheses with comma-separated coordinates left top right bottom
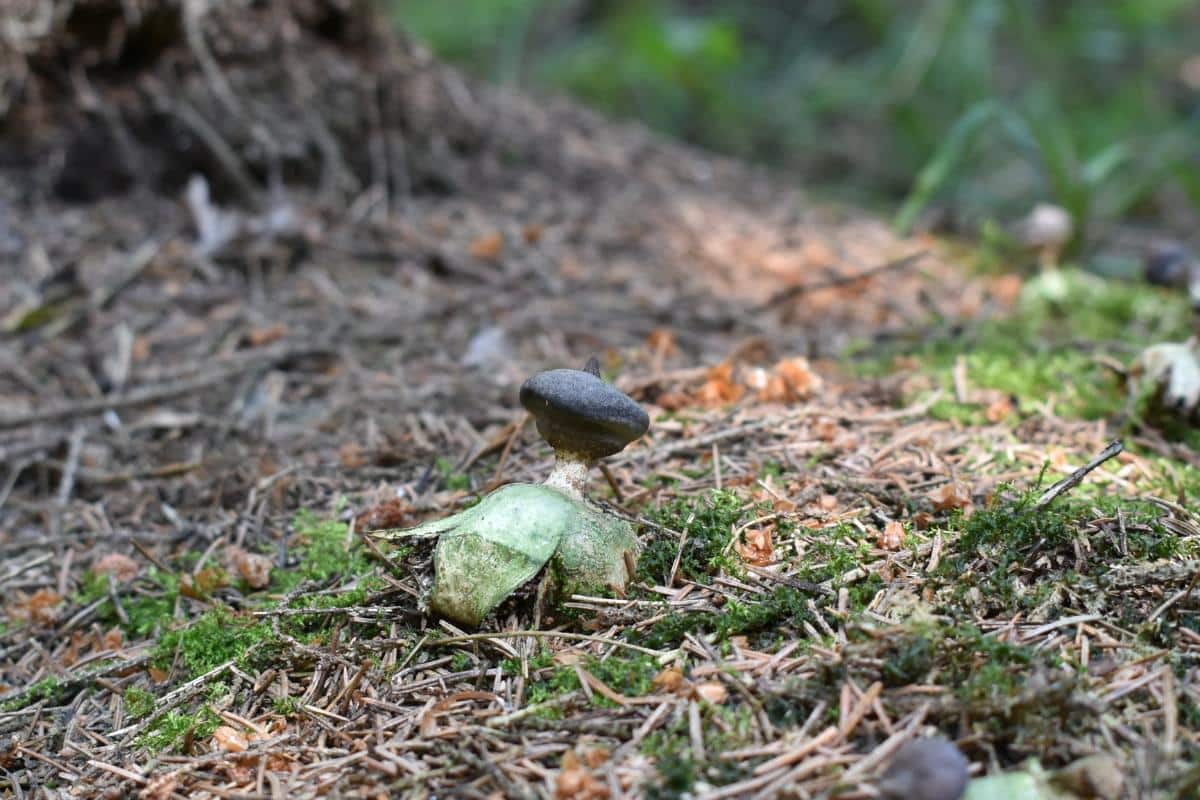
(0, 0, 1004, 555)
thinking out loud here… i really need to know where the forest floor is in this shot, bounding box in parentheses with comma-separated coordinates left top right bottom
(0, 3, 1197, 798)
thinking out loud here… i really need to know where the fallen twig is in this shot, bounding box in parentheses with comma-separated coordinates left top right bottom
(432, 630, 670, 658)
(1034, 439, 1124, 511)
(0, 344, 336, 431)
(756, 251, 928, 311)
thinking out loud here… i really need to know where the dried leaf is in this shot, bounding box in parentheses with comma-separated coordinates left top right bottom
(819, 494, 839, 511)
(555, 751, 585, 798)
(655, 391, 691, 411)
(652, 667, 685, 693)
(522, 224, 543, 244)
(62, 630, 85, 667)
(926, 482, 974, 520)
(139, 774, 179, 800)
(735, 526, 775, 566)
(759, 357, 822, 402)
(802, 240, 835, 268)
(469, 232, 504, 261)
(694, 681, 728, 704)
(355, 498, 413, 531)
(180, 566, 229, 599)
(418, 706, 438, 738)
(247, 727, 273, 743)
(696, 362, 745, 407)
(984, 395, 1014, 422)
(813, 417, 840, 442)
(645, 328, 678, 357)
(212, 725, 249, 753)
(226, 763, 256, 783)
(555, 749, 610, 799)
(911, 511, 934, 530)
(990, 273, 1024, 305)
(339, 442, 368, 469)
(266, 753, 291, 771)
(93, 553, 140, 582)
(245, 324, 288, 348)
(103, 627, 125, 651)
(878, 520, 906, 550)
(9, 589, 63, 625)
(929, 482, 972, 512)
(559, 255, 585, 279)
(225, 546, 273, 589)
(757, 374, 791, 403)
(132, 335, 151, 362)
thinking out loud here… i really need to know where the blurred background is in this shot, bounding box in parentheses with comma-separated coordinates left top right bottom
(391, 0, 1200, 265)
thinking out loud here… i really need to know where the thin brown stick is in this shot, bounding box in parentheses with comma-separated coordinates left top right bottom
(598, 462, 625, 504)
(1034, 439, 1124, 511)
(755, 251, 927, 311)
(432, 630, 669, 658)
(0, 344, 335, 431)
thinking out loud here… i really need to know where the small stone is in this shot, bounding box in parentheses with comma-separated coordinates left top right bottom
(1144, 244, 1193, 288)
(879, 737, 969, 800)
(1144, 244, 1200, 311)
(1052, 754, 1123, 800)
(520, 367, 649, 460)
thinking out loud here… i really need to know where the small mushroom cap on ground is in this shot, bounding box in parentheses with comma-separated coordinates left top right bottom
(1016, 203, 1073, 250)
(879, 737, 969, 800)
(520, 368, 649, 460)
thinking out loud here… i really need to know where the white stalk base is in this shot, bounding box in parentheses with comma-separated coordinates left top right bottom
(543, 454, 591, 500)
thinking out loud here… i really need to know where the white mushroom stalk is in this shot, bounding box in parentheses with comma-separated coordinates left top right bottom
(544, 452, 592, 500)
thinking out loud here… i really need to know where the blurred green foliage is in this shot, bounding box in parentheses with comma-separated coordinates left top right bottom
(391, 0, 1200, 245)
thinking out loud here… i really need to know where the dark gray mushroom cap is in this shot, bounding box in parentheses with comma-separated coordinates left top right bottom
(879, 738, 969, 800)
(520, 368, 649, 460)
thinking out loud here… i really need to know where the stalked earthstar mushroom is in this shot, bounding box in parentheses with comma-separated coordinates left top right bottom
(371, 358, 648, 627)
(520, 357, 649, 500)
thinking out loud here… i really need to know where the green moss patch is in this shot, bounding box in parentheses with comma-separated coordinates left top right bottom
(854, 270, 1196, 430)
(135, 707, 222, 754)
(638, 489, 751, 585)
(154, 607, 277, 678)
(935, 489, 1195, 619)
